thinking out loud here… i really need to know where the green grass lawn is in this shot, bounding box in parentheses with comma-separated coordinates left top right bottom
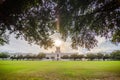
(0, 61, 120, 80)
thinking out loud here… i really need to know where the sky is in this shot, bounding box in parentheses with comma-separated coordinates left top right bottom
(0, 33, 120, 54)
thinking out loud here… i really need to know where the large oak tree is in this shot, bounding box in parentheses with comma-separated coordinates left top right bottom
(0, 0, 120, 49)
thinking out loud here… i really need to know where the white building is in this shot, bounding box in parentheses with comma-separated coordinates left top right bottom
(45, 47, 76, 60)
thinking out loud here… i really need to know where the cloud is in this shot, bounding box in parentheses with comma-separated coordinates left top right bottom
(88, 39, 120, 53)
(0, 34, 41, 54)
(0, 34, 120, 54)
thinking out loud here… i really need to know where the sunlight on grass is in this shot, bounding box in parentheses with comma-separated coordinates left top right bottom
(0, 61, 120, 80)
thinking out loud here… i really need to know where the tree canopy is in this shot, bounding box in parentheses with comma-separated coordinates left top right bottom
(0, 0, 120, 49)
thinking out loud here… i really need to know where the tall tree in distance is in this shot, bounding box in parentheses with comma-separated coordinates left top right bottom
(0, 52, 9, 60)
(0, 0, 120, 49)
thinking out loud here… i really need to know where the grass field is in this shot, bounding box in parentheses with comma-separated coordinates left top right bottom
(0, 61, 120, 80)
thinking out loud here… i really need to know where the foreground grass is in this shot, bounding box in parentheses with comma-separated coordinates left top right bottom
(0, 61, 120, 80)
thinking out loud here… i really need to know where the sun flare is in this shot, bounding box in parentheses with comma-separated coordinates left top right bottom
(54, 39, 62, 47)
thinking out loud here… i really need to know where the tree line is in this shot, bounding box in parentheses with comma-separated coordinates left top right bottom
(0, 53, 46, 60)
(0, 50, 120, 61)
(62, 51, 120, 61)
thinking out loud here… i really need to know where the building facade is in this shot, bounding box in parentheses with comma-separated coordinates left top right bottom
(45, 47, 76, 60)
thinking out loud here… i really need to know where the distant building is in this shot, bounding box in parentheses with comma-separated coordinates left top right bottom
(45, 47, 76, 60)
